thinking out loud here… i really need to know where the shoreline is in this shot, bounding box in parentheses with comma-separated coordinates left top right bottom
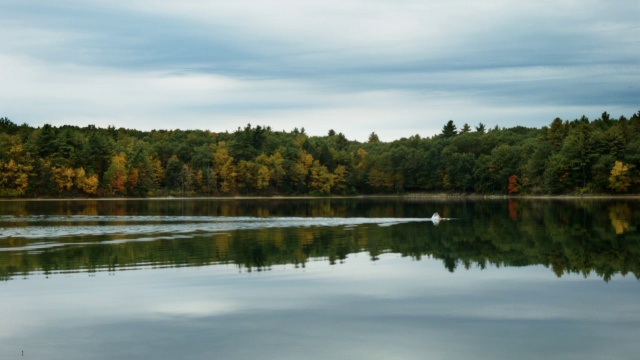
(1, 193, 640, 201)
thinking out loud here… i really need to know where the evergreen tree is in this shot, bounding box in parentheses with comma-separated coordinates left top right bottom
(441, 120, 457, 138)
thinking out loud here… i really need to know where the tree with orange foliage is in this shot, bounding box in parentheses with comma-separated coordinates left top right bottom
(508, 174, 519, 194)
(104, 153, 128, 195)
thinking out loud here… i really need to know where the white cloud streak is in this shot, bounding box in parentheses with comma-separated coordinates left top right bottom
(0, 0, 638, 140)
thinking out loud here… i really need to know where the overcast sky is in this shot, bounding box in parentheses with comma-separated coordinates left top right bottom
(1, 0, 638, 141)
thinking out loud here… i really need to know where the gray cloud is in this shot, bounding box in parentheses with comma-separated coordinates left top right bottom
(0, 0, 638, 140)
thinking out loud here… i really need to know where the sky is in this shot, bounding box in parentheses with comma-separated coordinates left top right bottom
(2, 254, 639, 359)
(0, 0, 638, 141)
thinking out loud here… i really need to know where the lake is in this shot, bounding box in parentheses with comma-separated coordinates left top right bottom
(1, 198, 638, 359)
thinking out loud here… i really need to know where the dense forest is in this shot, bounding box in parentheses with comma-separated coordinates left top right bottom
(1, 111, 639, 197)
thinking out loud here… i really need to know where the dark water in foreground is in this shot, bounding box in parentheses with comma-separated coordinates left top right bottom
(0, 198, 638, 359)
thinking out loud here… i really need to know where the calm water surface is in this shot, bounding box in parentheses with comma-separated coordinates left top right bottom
(0, 198, 638, 359)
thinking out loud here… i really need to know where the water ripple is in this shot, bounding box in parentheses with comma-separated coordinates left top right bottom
(0, 216, 436, 242)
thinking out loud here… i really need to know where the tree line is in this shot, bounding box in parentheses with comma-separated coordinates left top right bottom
(1, 111, 639, 197)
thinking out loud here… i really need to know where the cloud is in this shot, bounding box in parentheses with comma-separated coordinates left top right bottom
(3, 255, 639, 360)
(0, 0, 638, 140)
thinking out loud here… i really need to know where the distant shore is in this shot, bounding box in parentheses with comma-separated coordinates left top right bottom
(403, 193, 640, 200)
(1, 193, 639, 201)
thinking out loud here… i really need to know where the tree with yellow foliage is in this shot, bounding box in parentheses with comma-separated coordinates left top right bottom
(332, 165, 347, 193)
(212, 142, 237, 194)
(255, 152, 281, 192)
(255, 165, 271, 191)
(51, 166, 75, 192)
(290, 150, 313, 193)
(309, 160, 334, 195)
(75, 168, 99, 195)
(0, 159, 31, 196)
(608, 161, 631, 193)
(0, 135, 32, 197)
(236, 160, 256, 193)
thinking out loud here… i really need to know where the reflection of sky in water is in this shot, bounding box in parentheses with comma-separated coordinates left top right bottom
(1, 254, 638, 360)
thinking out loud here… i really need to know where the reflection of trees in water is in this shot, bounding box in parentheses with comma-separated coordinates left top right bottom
(609, 203, 632, 234)
(0, 200, 638, 281)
